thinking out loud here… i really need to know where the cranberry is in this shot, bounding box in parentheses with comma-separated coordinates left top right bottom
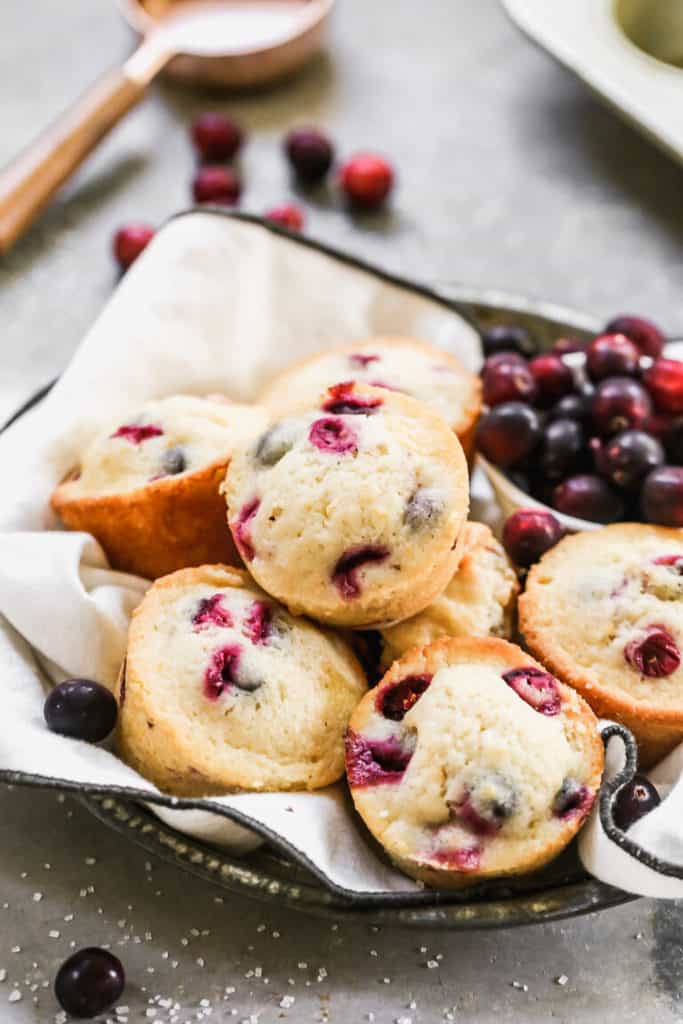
(322, 381, 383, 415)
(338, 154, 394, 208)
(161, 446, 186, 476)
(549, 392, 592, 425)
(586, 333, 640, 381)
(345, 730, 412, 786)
(553, 473, 624, 523)
(482, 358, 537, 407)
(502, 666, 561, 715)
(643, 358, 683, 415)
(624, 625, 680, 677)
(451, 774, 517, 836)
(112, 223, 154, 271)
(204, 644, 262, 698)
(592, 377, 652, 436)
(642, 465, 683, 526)
(265, 203, 304, 232)
(192, 594, 233, 631)
(192, 165, 241, 205)
(244, 601, 272, 645)
(111, 423, 163, 445)
(285, 127, 334, 182)
(529, 354, 574, 407)
(378, 675, 432, 720)
(592, 430, 664, 491)
(308, 416, 358, 455)
(552, 778, 593, 819)
(502, 508, 563, 568)
(612, 774, 661, 831)
(663, 417, 683, 464)
(605, 315, 665, 358)
(542, 418, 585, 480)
(482, 351, 527, 373)
(191, 112, 243, 161)
(232, 497, 260, 561)
(551, 336, 586, 357)
(430, 845, 482, 872)
(349, 352, 380, 369)
(44, 680, 117, 743)
(403, 489, 442, 530)
(55, 947, 125, 1018)
(332, 544, 390, 599)
(653, 553, 683, 573)
(481, 324, 537, 359)
(476, 402, 542, 467)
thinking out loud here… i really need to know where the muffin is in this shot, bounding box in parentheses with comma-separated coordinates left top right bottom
(259, 336, 482, 459)
(520, 523, 683, 767)
(346, 636, 603, 889)
(52, 395, 268, 579)
(379, 521, 518, 670)
(117, 565, 367, 796)
(222, 381, 470, 628)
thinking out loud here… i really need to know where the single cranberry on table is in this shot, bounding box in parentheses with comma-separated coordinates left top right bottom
(192, 165, 241, 205)
(481, 324, 537, 359)
(528, 353, 575, 407)
(585, 333, 640, 381)
(55, 947, 125, 1018)
(641, 465, 683, 527)
(264, 203, 305, 232)
(112, 223, 154, 271)
(591, 430, 664, 491)
(541, 417, 585, 480)
(591, 376, 652, 436)
(44, 679, 117, 743)
(643, 358, 683, 415)
(476, 402, 542, 468)
(338, 154, 394, 208)
(191, 112, 243, 161)
(612, 774, 661, 831)
(502, 508, 563, 568)
(482, 358, 537, 407)
(551, 336, 586, 357)
(552, 474, 625, 524)
(285, 127, 334, 182)
(605, 314, 665, 358)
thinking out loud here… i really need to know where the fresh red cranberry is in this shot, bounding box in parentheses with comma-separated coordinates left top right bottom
(586, 333, 640, 381)
(44, 680, 117, 744)
(551, 336, 586, 357)
(244, 601, 272, 645)
(643, 358, 683, 415)
(332, 544, 390, 599)
(192, 594, 233, 631)
(112, 223, 154, 271)
(502, 508, 563, 568)
(553, 473, 624, 523)
(378, 675, 432, 720)
(592, 430, 664, 491)
(542, 418, 585, 480)
(605, 315, 665, 358)
(110, 423, 163, 445)
(549, 392, 593, 425)
(552, 778, 594, 819)
(309, 416, 358, 454)
(322, 381, 383, 415)
(612, 774, 661, 831)
(345, 729, 412, 786)
(285, 127, 334, 182)
(191, 112, 243, 161)
(430, 845, 482, 872)
(482, 324, 537, 358)
(232, 497, 260, 561)
(476, 402, 542, 467)
(339, 154, 394, 209)
(592, 377, 652, 436)
(663, 417, 683, 463)
(192, 165, 241, 205)
(451, 775, 517, 836)
(502, 666, 561, 715)
(653, 554, 683, 573)
(482, 358, 537, 407)
(204, 644, 262, 698)
(349, 352, 380, 369)
(624, 625, 680, 677)
(642, 465, 683, 526)
(265, 203, 305, 232)
(529, 353, 574, 407)
(55, 947, 125, 1018)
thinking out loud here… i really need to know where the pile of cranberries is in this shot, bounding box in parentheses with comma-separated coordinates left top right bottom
(477, 317, 683, 527)
(113, 114, 395, 270)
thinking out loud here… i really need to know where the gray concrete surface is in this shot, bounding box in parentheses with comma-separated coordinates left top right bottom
(1, 0, 682, 1020)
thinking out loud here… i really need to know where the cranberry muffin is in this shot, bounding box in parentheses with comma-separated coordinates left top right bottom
(520, 523, 683, 767)
(259, 337, 482, 459)
(222, 382, 470, 628)
(52, 395, 268, 579)
(346, 637, 603, 888)
(117, 565, 366, 796)
(379, 522, 518, 670)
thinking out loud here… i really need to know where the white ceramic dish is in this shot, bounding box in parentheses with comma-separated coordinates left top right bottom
(501, 0, 683, 167)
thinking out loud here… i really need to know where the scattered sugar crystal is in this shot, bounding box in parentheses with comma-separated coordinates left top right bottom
(279, 995, 295, 1009)
(32, 893, 43, 902)
(49, 931, 60, 939)
(8, 990, 21, 1003)
(555, 975, 568, 986)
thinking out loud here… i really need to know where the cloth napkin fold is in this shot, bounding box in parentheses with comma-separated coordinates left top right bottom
(0, 210, 680, 900)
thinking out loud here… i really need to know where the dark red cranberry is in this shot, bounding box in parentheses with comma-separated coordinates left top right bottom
(192, 165, 241, 205)
(191, 112, 243, 161)
(204, 644, 262, 698)
(605, 315, 665, 358)
(192, 594, 233, 631)
(232, 497, 260, 561)
(265, 203, 304, 232)
(476, 402, 542, 467)
(586, 333, 640, 381)
(285, 127, 334, 182)
(663, 417, 683, 464)
(345, 730, 412, 786)
(551, 336, 586, 357)
(55, 947, 125, 1018)
(592, 430, 664, 491)
(502, 508, 563, 568)
(552, 778, 593, 819)
(481, 324, 537, 359)
(451, 774, 517, 836)
(528, 354, 574, 407)
(112, 223, 154, 271)
(349, 352, 380, 369)
(333, 544, 390, 599)
(309, 416, 358, 455)
(244, 601, 272, 645)
(161, 446, 187, 476)
(592, 377, 652, 436)
(339, 154, 394, 208)
(430, 845, 482, 872)
(624, 625, 680, 677)
(44, 680, 117, 743)
(541, 418, 585, 480)
(322, 381, 383, 415)
(502, 667, 561, 715)
(482, 358, 537, 407)
(643, 358, 683, 415)
(111, 423, 163, 445)
(378, 675, 432, 720)
(549, 392, 592, 425)
(612, 774, 661, 831)
(642, 465, 683, 526)
(403, 489, 442, 530)
(553, 474, 624, 523)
